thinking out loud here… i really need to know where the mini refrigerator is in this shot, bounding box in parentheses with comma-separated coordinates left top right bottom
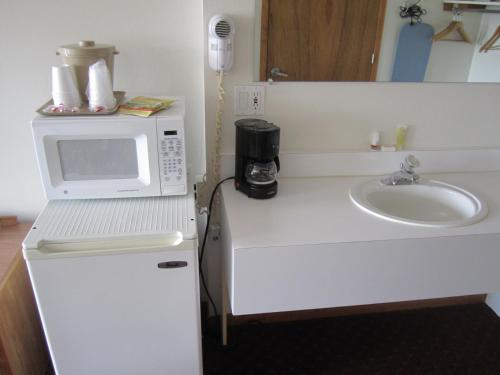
(22, 194, 202, 375)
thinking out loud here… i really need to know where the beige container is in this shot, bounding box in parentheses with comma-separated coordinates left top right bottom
(56, 40, 118, 98)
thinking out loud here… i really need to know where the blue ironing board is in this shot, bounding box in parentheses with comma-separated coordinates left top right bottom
(392, 23, 434, 82)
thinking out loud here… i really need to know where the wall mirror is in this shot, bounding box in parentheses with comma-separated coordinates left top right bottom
(254, 0, 500, 82)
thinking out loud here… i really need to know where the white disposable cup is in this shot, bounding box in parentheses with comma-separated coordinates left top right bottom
(88, 96, 117, 109)
(52, 92, 82, 107)
(87, 59, 116, 109)
(52, 65, 82, 107)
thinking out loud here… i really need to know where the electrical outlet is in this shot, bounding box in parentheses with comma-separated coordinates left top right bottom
(234, 85, 265, 116)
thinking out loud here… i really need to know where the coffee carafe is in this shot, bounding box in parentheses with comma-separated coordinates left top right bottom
(234, 119, 280, 199)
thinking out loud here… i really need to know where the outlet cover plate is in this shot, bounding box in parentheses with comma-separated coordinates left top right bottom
(234, 84, 265, 116)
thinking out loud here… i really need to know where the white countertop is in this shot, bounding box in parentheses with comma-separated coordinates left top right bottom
(221, 172, 500, 250)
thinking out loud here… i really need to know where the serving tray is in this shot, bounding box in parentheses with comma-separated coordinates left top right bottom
(36, 91, 125, 116)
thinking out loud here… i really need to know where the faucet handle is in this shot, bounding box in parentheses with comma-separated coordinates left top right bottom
(381, 154, 420, 185)
(401, 154, 420, 173)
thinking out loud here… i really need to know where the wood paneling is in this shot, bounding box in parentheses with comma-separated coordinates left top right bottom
(228, 294, 486, 326)
(444, 4, 486, 11)
(260, 0, 387, 81)
(0, 221, 50, 375)
(259, 0, 270, 82)
(0, 221, 31, 288)
(0, 217, 18, 228)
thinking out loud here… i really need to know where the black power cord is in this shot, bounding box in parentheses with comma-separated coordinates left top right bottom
(199, 176, 235, 337)
(400, 0, 427, 25)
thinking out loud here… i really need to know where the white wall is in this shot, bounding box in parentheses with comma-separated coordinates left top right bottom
(0, 0, 205, 221)
(469, 14, 500, 82)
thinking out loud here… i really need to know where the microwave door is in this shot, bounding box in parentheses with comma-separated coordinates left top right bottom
(32, 118, 162, 199)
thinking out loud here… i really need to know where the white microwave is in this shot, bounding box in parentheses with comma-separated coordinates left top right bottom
(32, 103, 188, 200)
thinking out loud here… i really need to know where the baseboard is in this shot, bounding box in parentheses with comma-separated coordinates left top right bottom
(228, 295, 486, 326)
(486, 294, 500, 317)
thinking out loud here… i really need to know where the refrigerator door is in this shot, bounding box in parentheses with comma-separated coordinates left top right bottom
(26, 241, 202, 375)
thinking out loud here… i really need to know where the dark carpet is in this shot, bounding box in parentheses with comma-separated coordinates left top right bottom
(203, 304, 500, 375)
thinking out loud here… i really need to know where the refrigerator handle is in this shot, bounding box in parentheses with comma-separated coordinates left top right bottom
(158, 261, 188, 269)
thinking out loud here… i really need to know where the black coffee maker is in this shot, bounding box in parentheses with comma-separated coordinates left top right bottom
(235, 119, 280, 199)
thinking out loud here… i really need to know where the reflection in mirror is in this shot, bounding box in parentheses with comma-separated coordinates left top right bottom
(255, 0, 500, 83)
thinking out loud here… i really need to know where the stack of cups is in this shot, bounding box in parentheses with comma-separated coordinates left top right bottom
(52, 65, 82, 107)
(87, 59, 116, 110)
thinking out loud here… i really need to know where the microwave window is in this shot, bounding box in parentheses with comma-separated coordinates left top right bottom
(57, 139, 139, 181)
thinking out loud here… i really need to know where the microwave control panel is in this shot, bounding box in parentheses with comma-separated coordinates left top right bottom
(157, 118, 187, 195)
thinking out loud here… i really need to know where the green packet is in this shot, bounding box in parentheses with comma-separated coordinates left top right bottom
(119, 97, 175, 117)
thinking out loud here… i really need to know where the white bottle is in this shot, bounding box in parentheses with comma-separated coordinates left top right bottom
(370, 131, 381, 151)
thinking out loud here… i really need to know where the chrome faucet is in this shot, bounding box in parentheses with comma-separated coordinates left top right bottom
(381, 154, 420, 185)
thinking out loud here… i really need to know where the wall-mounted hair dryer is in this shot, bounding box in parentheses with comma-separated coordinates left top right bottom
(208, 15, 235, 72)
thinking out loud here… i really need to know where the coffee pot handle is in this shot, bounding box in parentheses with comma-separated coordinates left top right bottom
(274, 156, 280, 173)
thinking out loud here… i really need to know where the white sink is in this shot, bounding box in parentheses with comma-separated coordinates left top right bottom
(349, 179, 488, 227)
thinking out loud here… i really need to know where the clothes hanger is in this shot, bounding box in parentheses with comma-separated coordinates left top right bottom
(432, 6, 472, 44)
(480, 26, 500, 52)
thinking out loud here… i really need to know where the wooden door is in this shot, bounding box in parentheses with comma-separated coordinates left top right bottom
(260, 0, 387, 81)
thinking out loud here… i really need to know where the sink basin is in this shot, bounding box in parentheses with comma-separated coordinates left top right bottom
(349, 179, 488, 227)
